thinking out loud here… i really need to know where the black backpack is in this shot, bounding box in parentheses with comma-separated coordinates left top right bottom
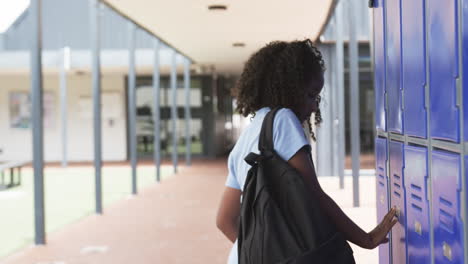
(237, 107, 355, 264)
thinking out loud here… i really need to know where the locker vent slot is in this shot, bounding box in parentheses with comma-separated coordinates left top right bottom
(394, 191, 401, 197)
(410, 184, 422, 191)
(439, 208, 455, 233)
(411, 203, 423, 212)
(394, 182, 401, 189)
(411, 194, 422, 202)
(439, 197, 453, 207)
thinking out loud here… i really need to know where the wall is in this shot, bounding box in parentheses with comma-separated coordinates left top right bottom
(0, 72, 127, 162)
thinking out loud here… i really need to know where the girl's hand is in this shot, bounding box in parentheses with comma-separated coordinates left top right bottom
(365, 207, 398, 249)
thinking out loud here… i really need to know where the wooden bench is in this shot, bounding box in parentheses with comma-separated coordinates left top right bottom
(0, 161, 29, 190)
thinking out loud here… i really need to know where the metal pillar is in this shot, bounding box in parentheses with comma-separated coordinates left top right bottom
(316, 45, 334, 177)
(170, 50, 178, 173)
(335, 0, 346, 189)
(60, 47, 70, 167)
(128, 22, 137, 194)
(31, 0, 46, 245)
(348, 0, 361, 207)
(153, 39, 161, 182)
(330, 40, 339, 178)
(184, 58, 192, 166)
(90, 0, 103, 214)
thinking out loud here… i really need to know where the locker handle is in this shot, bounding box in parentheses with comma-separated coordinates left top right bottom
(414, 221, 422, 236)
(443, 242, 452, 261)
(395, 207, 401, 219)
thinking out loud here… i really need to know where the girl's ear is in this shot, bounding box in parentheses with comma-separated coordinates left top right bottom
(314, 108, 322, 126)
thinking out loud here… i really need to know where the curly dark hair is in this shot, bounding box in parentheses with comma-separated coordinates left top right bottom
(233, 39, 325, 141)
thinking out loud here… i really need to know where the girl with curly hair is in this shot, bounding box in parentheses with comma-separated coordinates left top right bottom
(216, 39, 397, 264)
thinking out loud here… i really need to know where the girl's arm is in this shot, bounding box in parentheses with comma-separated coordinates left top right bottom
(216, 187, 242, 243)
(288, 146, 397, 249)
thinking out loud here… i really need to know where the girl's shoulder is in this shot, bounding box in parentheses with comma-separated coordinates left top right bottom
(274, 108, 302, 128)
(276, 107, 297, 118)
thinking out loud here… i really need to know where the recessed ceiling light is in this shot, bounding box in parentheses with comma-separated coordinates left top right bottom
(208, 5, 227, 11)
(232, 42, 245, 47)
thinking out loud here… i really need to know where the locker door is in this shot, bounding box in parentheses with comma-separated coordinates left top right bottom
(390, 141, 407, 264)
(375, 137, 389, 264)
(463, 0, 468, 140)
(428, 0, 460, 142)
(374, 0, 386, 131)
(432, 150, 464, 264)
(386, 0, 403, 134)
(404, 146, 430, 264)
(402, 0, 427, 138)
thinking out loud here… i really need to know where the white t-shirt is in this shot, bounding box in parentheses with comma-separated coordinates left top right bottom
(225, 107, 311, 264)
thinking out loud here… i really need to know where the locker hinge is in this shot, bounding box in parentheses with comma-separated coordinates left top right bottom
(425, 176, 430, 202)
(368, 0, 375, 8)
(424, 84, 429, 110)
(401, 89, 405, 111)
(456, 78, 462, 107)
(385, 92, 388, 112)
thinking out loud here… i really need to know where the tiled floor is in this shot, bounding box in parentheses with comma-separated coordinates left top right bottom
(0, 163, 174, 259)
(1, 159, 379, 264)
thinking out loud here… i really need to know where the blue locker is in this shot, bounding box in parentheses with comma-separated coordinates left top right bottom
(404, 146, 430, 264)
(375, 137, 390, 264)
(402, 0, 427, 138)
(464, 0, 468, 141)
(432, 150, 464, 264)
(374, 0, 386, 131)
(386, 0, 403, 134)
(428, 0, 460, 142)
(390, 141, 407, 264)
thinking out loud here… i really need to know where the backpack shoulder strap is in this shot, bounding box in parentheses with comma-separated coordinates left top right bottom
(258, 107, 281, 155)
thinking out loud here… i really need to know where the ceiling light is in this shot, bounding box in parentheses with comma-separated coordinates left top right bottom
(232, 42, 245, 47)
(208, 5, 227, 11)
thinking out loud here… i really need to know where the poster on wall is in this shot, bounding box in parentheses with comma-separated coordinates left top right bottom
(9, 92, 56, 129)
(9, 92, 30, 129)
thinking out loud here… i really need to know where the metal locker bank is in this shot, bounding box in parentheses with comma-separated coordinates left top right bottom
(372, 0, 468, 263)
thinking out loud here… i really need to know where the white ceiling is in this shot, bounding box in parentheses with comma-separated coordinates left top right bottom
(102, 0, 335, 74)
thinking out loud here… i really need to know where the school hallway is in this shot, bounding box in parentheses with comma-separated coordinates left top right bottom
(0, 159, 378, 264)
